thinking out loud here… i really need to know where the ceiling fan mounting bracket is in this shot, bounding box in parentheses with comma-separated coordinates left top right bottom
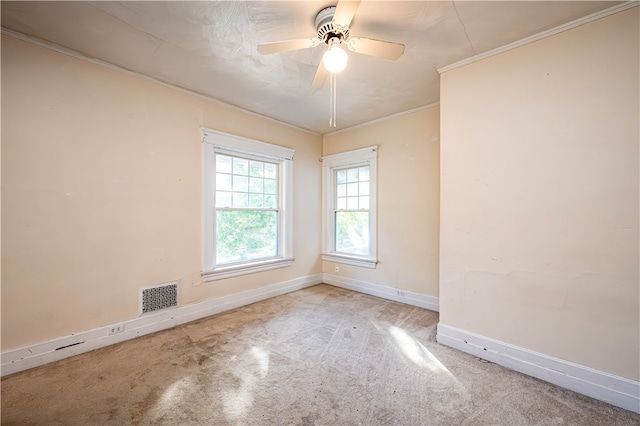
(257, 0, 405, 92)
(315, 6, 349, 44)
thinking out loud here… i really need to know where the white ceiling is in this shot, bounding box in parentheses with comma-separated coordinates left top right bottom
(1, 1, 619, 134)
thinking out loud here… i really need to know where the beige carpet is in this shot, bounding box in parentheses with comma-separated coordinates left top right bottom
(2, 284, 639, 425)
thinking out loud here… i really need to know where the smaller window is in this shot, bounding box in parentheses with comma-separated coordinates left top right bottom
(334, 165, 370, 255)
(322, 146, 378, 268)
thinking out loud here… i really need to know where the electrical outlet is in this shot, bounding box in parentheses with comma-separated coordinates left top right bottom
(396, 290, 405, 297)
(334, 265, 340, 273)
(108, 323, 124, 336)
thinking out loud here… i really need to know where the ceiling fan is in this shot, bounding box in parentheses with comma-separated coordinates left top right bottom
(257, 0, 405, 90)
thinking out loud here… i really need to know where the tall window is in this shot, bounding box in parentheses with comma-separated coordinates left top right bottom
(215, 155, 279, 264)
(322, 146, 377, 268)
(202, 128, 294, 281)
(334, 165, 370, 255)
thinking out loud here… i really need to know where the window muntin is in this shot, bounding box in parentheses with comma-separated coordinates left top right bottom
(215, 156, 278, 209)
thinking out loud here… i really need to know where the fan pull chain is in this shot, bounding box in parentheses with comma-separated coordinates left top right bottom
(329, 72, 337, 128)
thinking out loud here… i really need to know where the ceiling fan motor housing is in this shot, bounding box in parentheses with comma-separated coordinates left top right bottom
(315, 6, 349, 43)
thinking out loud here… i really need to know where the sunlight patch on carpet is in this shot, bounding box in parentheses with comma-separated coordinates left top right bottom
(157, 375, 196, 410)
(388, 326, 452, 376)
(222, 346, 272, 420)
(251, 346, 270, 378)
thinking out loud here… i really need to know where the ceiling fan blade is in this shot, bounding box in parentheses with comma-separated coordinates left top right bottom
(346, 37, 405, 60)
(311, 61, 329, 90)
(332, 0, 360, 28)
(257, 38, 319, 55)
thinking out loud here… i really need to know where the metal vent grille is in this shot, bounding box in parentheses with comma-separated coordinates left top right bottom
(141, 282, 178, 314)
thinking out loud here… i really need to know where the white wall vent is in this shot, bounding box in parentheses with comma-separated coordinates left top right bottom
(140, 281, 178, 314)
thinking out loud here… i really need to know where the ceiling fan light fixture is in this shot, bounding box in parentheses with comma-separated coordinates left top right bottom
(322, 38, 348, 73)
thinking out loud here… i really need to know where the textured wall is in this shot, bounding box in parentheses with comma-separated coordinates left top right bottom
(439, 8, 639, 380)
(322, 106, 440, 298)
(1, 35, 323, 350)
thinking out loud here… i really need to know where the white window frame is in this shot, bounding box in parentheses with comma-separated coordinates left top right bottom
(322, 146, 378, 268)
(202, 128, 295, 281)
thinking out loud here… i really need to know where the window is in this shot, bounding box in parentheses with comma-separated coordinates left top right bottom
(322, 146, 377, 268)
(214, 155, 279, 264)
(202, 128, 295, 281)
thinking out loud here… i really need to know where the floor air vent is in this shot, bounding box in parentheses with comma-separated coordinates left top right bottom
(141, 281, 178, 314)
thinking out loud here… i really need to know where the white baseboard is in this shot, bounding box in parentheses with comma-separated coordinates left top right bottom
(322, 273, 439, 312)
(437, 323, 640, 414)
(1, 273, 323, 377)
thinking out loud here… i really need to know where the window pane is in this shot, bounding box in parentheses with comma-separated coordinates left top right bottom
(249, 161, 263, 177)
(337, 197, 347, 210)
(347, 197, 359, 210)
(347, 182, 358, 197)
(216, 155, 232, 173)
(233, 175, 248, 192)
(337, 183, 347, 197)
(249, 177, 264, 193)
(216, 173, 232, 191)
(233, 158, 249, 175)
(265, 194, 277, 208)
(359, 196, 369, 209)
(347, 168, 359, 182)
(216, 191, 232, 208)
(249, 194, 264, 208)
(336, 169, 347, 184)
(335, 211, 369, 255)
(216, 210, 278, 264)
(264, 163, 277, 179)
(359, 181, 369, 196)
(264, 179, 277, 194)
(233, 192, 248, 208)
(359, 166, 370, 181)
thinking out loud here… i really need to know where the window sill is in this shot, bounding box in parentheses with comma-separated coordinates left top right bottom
(202, 257, 294, 282)
(321, 253, 377, 269)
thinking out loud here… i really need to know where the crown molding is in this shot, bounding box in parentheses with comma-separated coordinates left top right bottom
(1, 27, 321, 137)
(323, 102, 440, 137)
(438, 1, 638, 74)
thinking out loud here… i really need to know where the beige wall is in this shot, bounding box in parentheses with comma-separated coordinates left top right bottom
(440, 8, 639, 380)
(323, 107, 440, 297)
(1, 36, 322, 350)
